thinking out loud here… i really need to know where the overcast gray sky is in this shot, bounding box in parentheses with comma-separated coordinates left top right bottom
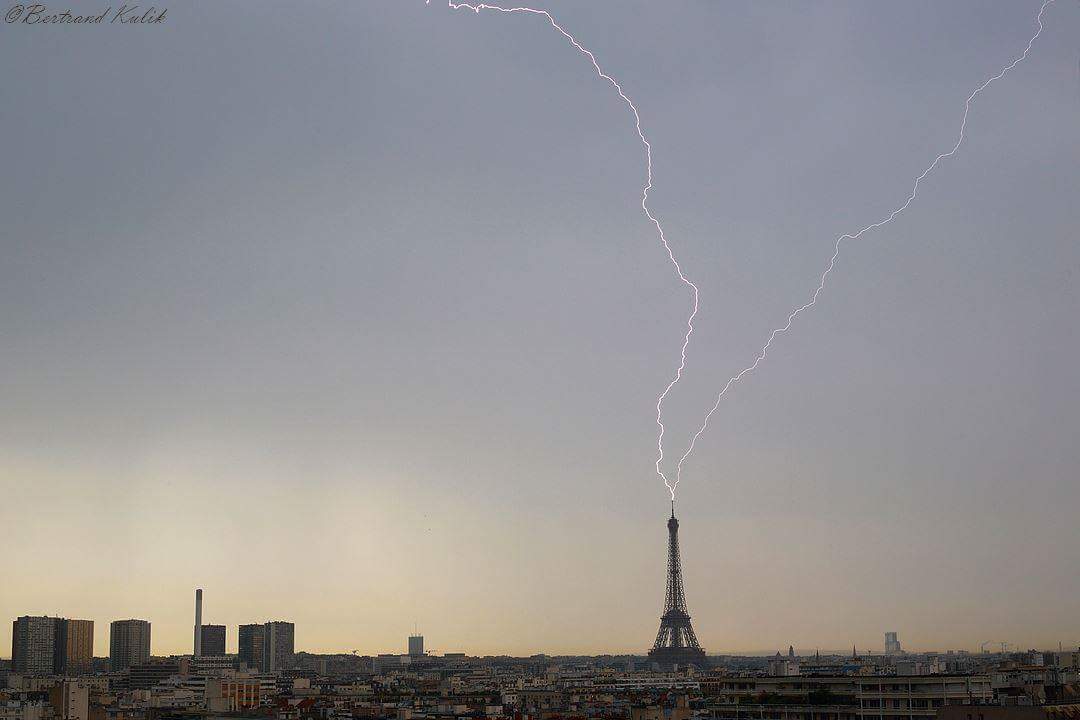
(1, 0, 1078, 657)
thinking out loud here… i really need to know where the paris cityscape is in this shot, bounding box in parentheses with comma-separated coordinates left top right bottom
(3, 4, 1078, 720)
(4, 509, 1079, 720)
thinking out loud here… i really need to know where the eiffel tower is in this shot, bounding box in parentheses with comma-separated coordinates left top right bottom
(647, 501, 707, 668)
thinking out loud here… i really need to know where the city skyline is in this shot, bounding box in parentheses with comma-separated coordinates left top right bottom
(5, 607, 1074, 662)
(7, 607, 1076, 660)
(2, 1, 1078, 659)
(4, 559, 1078, 659)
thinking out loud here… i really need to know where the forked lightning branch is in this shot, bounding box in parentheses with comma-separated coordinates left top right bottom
(439, 0, 1058, 502)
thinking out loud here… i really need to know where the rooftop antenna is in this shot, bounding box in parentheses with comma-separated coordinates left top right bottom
(671, 498, 675, 518)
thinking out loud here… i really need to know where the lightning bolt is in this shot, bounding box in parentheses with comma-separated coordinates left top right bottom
(669, 0, 1056, 497)
(443, 0, 698, 500)
(441, 0, 1058, 501)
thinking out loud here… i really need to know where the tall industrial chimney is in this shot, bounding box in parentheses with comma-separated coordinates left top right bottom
(194, 588, 203, 656)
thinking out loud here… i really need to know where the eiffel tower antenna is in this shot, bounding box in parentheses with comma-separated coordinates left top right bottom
(647, 505, 707, 668)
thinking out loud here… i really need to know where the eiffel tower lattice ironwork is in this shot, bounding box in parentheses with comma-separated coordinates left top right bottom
(647, 501, 707, 668)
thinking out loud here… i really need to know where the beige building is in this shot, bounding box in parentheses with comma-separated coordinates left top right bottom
(49, 681, 89, 720)
(632, 695, 693, 720)
(703, 673, 993, 720)
(109, 620, 150, 671)
(856, 675, 994, 720)
(204, 677, 262, 712)
(58, 621, 93, 676)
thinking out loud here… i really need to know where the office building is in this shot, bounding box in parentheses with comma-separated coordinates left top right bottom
(408, 634, 424, 657)
(885, 631, 902, 655)
(127, 661, 180, 690)
(57, 620, 93, 675)
(262, 621, 294, 673)
(191, 653, 238, 674)
(374, 653, 412, 673)
(11, 616, 61, 676)
(702, 673, 993, 720)
(109, 619, 151, 671)
(205, 677, 263, 713)
(11, 617, 95, 676)
(199, 625, 226, 656)
(238, 624, 264, 670)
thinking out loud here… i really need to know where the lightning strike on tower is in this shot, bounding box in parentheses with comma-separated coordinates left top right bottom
(648, 499, 706, 668)
(443, 0, 699, 502)
(442, 0, 1059, 501)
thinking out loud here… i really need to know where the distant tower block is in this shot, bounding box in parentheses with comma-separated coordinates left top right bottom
(200, 625, 226, 656)
(885, 631, 902, 655)
(408, 634, 424, 657)
(647, 503, 707, 668)
(238, 624, 265, 670)
(262, 621, 295, 672)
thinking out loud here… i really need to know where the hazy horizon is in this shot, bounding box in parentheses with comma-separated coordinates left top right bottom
(2, 0, 1078, 659)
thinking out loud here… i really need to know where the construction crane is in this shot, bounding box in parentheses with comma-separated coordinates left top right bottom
(976, 643, 1006, 656)
(979, 641, 1011, 653)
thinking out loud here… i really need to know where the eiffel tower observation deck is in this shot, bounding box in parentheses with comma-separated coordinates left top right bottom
(647, 501, 707, 669)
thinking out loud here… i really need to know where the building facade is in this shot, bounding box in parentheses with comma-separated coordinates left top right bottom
(205, 677, 263, 712)
(856, 675, 993, 720)
(199, 625, 226, 656)
(128, 661, 181, 690)
(57, 620, 94, 676)
(262, 622, 294, 673)
(109, 620, 151, 671)
(408, 635, 424, 657)
(11, 617, 61, 676)
(48, 680, 89, 720)
(702, 673, 993, 720)
(238, 624, 264, 670)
